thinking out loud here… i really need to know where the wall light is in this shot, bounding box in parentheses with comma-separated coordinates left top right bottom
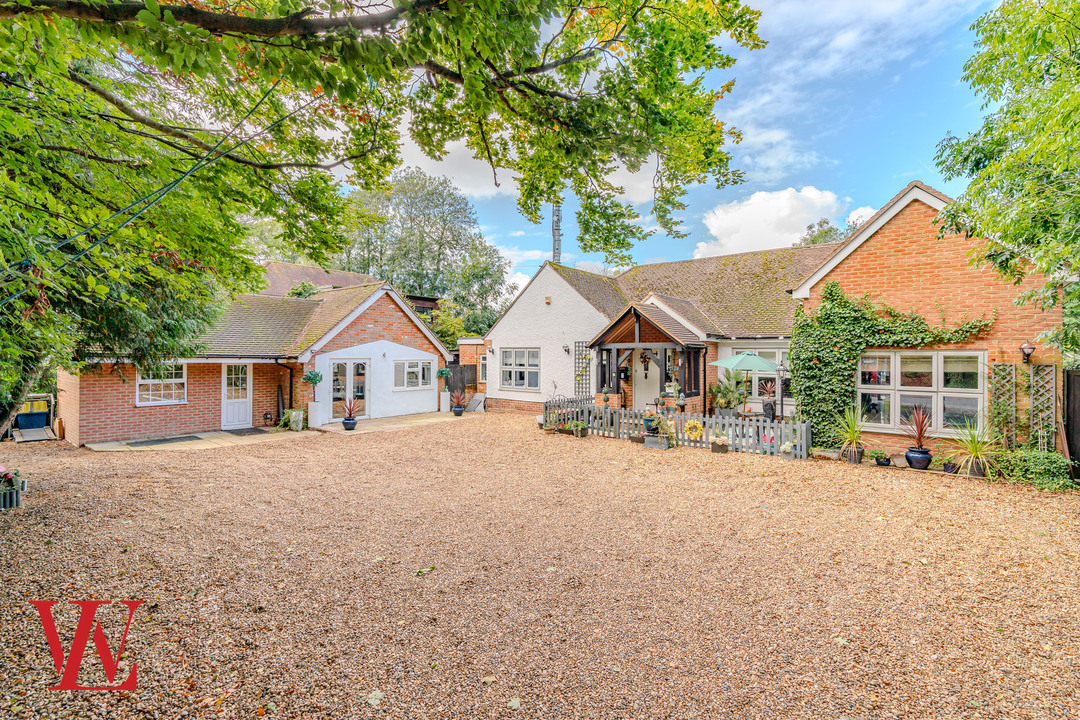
(1020, 341, 1036, 364)
(563, 344, 570, 354)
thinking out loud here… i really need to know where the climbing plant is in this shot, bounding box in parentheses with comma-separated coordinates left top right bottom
(790, 282, 995, 446)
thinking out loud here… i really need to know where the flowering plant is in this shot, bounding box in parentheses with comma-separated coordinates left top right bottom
(710, 434, 729, 445)
(780, 442, 794, 454)
(642, 408, 657, 418)
(0, 465, 21, 489)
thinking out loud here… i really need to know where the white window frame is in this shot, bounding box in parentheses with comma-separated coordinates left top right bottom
(499, 347, 541, 392)
(479, 354, 487, 382)
(733, 348, 791, 399)
(135, 363, 188, 406)
(393, 360, 433, 391)
(856, 350, 987, 436)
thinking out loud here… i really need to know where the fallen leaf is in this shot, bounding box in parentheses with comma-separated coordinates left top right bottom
(481, 675, 496, 686)
(507, 697, 522, 710)
(367, 689, 385, 707)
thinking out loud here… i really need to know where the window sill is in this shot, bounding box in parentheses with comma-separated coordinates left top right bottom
(135, 400, 188, 408)
(393, 386, 433, 392)
(499, 387, 541, 393)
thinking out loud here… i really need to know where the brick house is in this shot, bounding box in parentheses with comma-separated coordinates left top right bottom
(479, 181, 1063, 452)
(790, 181, 1063, 452)
(480, 244, 838, 414)
(57, 281, 451, 446)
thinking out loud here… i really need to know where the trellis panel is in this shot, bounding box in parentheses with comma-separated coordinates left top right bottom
(989, 362, 1017, 448)
(1030, 363, 1058, 451)
(573, 341, 591, 398)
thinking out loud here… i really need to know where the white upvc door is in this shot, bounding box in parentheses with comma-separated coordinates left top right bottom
(221, 363, 253, 430)
(330, 360, 370, 420)
(631, 350, 661, 411)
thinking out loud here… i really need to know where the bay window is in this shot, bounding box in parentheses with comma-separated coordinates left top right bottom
(857, 351, 986, 433)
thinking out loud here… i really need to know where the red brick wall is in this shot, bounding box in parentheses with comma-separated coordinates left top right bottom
(303, 293, 447, 405)
(804, 199, 1063, 366)
(56, 369, 80, 446)
(66, 362, 287, 446)
(486, 397, 543, 413)
(803, 198, 1064, 451)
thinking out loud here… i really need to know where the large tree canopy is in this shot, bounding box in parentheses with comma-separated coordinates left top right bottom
(936, 0, 1079, 350)
(0, 0, 762, 427)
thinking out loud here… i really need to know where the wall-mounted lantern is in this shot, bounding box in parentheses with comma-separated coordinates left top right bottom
(1020, 341, 1036, 364)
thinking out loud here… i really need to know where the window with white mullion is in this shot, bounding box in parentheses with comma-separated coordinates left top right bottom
(499, 347, 540, 391)
(856, 350, 986, 432)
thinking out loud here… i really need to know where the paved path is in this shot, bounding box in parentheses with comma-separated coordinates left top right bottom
(315, 410, 477, 435)
(85, 427, 319, 452)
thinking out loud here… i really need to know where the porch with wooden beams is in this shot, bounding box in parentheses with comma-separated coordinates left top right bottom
(588, 304, 706, 400)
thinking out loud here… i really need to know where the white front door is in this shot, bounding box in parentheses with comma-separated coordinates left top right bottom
(221, 363, 253, 429)
(632, 350, 661, 411)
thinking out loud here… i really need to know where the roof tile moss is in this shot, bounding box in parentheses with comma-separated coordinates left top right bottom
(565, 244, 841, 337)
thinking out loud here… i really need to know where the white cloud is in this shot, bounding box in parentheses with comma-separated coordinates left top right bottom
(507, 230, 526, 237)
(507, 271, 533, 296)
(496, 245, 575, 270)
(723, 0, 988, 181)
(396, 115, 517, 200)
(846, 205, 876, 226)
(695, 186, 848, 257)
(607, 156, 659, 205)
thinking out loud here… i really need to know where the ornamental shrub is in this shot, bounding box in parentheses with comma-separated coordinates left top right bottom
(789, 282, 993, 447)
(991, 449, 1075, 492)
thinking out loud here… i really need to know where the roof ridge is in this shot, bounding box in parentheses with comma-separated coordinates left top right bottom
(613, 242, 845, 277)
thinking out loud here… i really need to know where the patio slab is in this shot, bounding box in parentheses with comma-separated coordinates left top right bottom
(315, 411, 476, 435)
(85, 427, 319, 452)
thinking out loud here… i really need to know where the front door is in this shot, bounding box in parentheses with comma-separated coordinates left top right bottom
(331, 360, 369, 420)
(221, 363, 253, 429)
(632, 350, 661, 411)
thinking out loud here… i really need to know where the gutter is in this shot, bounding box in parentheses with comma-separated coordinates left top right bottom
(274, 358, 294, 410)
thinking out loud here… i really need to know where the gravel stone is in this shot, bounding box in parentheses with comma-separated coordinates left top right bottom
(1, 413, 1079, 718)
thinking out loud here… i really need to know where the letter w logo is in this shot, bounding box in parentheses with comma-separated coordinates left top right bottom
(30, 600, 143, 691)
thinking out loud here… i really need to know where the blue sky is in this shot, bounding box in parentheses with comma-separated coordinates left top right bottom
(398, 0, 994, 290)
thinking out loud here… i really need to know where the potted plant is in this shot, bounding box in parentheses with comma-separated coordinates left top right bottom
(642, 408, 658, 433)
(630, 432, 645, 444)
(450, 389, 467, 417)
(710, 434, 730, 453)
(542, 423, 558, 433)
(437, 367, 454, 412)
(902, 406, 933, 470)
(942, 455, 960, 474)
(302, 370, 324, 426)
(779, 441, 795, 461)
(0, 466, 22, 510)
(869, 449, 891, 467)
(760, 380, 777, 421)
(340, 397, 359, 431)
(834, 406, 865, 464)
(569, 419, 588, 438)
(953, 420, 997, 477)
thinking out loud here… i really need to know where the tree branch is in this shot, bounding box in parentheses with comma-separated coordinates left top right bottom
(0, 0, 440, 36)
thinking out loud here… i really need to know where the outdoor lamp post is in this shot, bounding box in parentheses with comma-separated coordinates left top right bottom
(776, 363, 786, 417)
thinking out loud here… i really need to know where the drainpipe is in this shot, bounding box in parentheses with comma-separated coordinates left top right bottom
(274, 358, 294, 410)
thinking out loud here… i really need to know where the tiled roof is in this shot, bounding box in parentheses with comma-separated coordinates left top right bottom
(549, 264, 628, 318)
(201, 295, 321, 357)
(646, 293, 720, 336)
(197, 283, 386, 357)
(556, 244, 838, 338)
(632, 304, 704, 345)
(613, 244, 838, 337)
(288, 283, 385, 353)
(259, 261, 377, 296)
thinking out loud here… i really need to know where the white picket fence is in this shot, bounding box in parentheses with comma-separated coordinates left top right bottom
(542, 401, 811, 459)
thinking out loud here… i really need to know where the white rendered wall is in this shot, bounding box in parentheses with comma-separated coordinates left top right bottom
(485, 265, 611, 403)
(309, 340, 438, 425)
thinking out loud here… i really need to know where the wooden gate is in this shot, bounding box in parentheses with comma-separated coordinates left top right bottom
(1064, 369, 1080, 465)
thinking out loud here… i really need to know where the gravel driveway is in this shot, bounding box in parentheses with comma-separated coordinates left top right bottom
(2, 413, 1079, 719)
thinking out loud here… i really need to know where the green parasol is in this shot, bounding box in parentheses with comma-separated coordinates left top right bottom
(709, 352, 780, 411)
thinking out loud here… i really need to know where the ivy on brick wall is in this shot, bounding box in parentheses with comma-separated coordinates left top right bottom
(790, 282, 995, 446)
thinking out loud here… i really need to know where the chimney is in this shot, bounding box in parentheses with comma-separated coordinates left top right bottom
(551, 203, 562, 264)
